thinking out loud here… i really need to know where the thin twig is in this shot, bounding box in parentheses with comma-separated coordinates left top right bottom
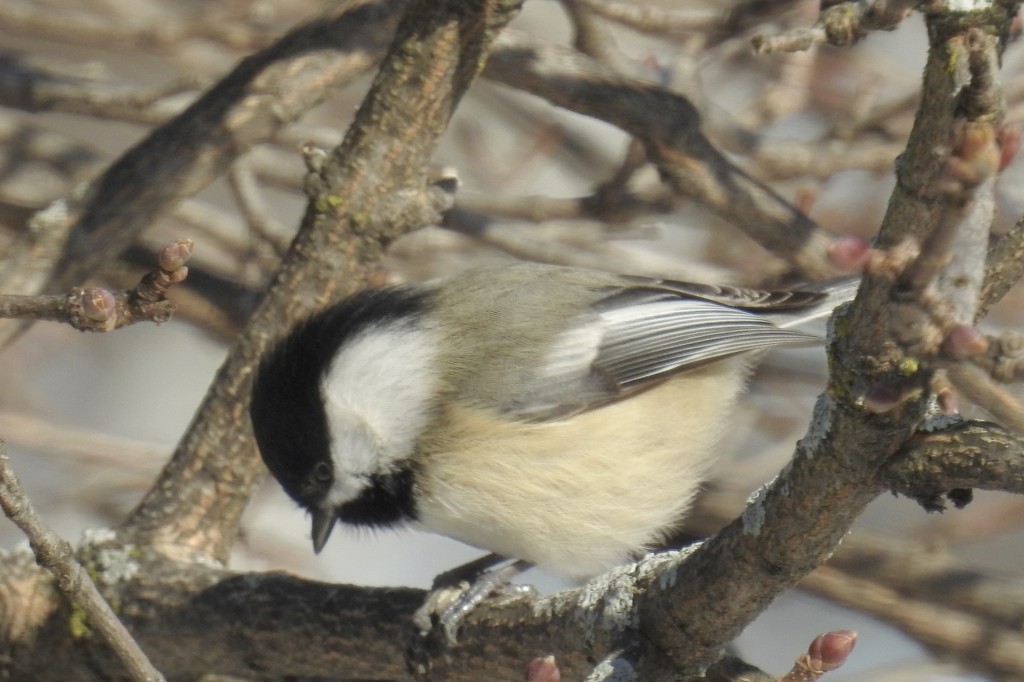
(0, 240, 192, 331)
(227, 159, 290, 258)
(0, 442, 165, 682)
(751, 0, 917, 53)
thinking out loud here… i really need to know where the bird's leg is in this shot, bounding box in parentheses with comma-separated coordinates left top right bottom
(412, 554, 536, 645)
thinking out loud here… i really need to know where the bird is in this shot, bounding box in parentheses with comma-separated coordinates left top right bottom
(249, 262, 857, 580)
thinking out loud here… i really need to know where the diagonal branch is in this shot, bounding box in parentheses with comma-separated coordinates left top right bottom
(119, 0, 524, 563)
(0, 0, 405, 346)
(0, 443, 164, 682)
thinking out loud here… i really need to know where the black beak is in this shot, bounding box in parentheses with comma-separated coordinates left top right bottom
(310, 508, 336, 554)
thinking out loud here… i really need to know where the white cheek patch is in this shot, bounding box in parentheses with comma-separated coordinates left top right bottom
(321, 322, 439, 503)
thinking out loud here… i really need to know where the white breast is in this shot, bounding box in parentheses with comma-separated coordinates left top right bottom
(414, 358, 747, 579)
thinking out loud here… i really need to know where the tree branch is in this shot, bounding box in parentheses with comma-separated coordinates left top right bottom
(0, 443, 164, 682)
(0, 240, 192, 332)
(484, 31, 842, 279)
(0, 0, 405, 346)
(119, 0, 523, 564)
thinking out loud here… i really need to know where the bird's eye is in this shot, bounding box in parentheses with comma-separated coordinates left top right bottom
(312, 461, 332, 484)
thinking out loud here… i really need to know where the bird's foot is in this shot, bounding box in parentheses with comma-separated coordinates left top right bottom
(413, 557, 535, 645)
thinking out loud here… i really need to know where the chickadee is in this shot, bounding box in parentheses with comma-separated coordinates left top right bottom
(249, 263, 857, 579)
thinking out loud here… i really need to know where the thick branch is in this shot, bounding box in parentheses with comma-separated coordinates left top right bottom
(0, 549, 421, 681)
(982, 215, 1024, 315)
(617, 6, 1016, 677)
(120, 0, 523, 562)
(881, 419, 1024, 502)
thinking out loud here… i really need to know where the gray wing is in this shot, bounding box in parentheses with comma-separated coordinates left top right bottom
(505, 288, 825, 422)
(615, 277, 828, 311)
(592, 291, 819, 386)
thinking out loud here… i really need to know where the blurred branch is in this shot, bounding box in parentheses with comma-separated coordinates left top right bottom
(0, 0, 405, 346)
(0, 1, 283, 52)
(0, 410, 165, 476)
(573, 0, 725, 37)
(559, 0, 625, 68)
(0, 54, 207, 124)
(226, 159, 290, 259)
(802, 534, 1024, 679)
(485, 30, 842, 279)
(751, 0, 917, 53)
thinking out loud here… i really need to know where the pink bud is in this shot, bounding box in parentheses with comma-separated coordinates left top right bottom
(79, 288, 116, 322)
(828, 236, 872, 273)
(525, 655, 560, 682)
(943, 325, 988, 358)
(159, 239, 194, 272)
(167, 266, 189, 284)
(998, 124, 1020, 172)
(807, 630, 857, 672)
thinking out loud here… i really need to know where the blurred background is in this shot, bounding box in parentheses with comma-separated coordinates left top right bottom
(2, 1, 1024, 679)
